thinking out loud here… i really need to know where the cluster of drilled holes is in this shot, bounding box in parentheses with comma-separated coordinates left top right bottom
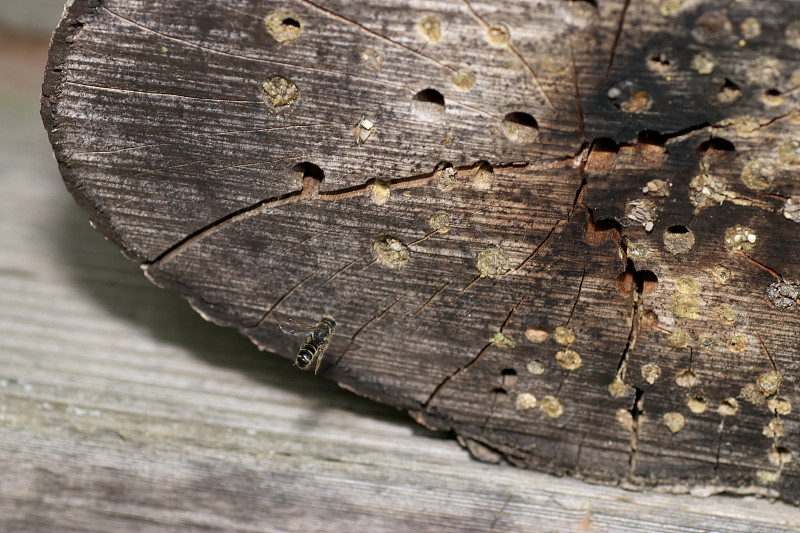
(412, 89, 446, 118)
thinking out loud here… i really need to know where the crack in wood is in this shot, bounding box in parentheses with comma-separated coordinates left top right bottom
(276, 229, 332, 258)
(738, 252, 783, 282)
(320, 255, 363, 286)
(625, 387, 644, 480)
(756, 333, 779, 374)
(424, 286, 532, 407)
(458, 275, 482, 296)
(332, 292, 407, 367)
(514, 144, 590, 274)
(613, 279, 641, 386)
(299, 0, 456, 72)
(407, 230, 439, 247)
(488, 494, 513, 531)
(604, 0, 631, 82)
(147, 188, 305, 266)
(566, 268, 586, 326)
(460, 0, 556, 113)
(252, 271, 317, 327)
(413, 280, 451, 317)
(102, 5, 445, 99)
(714, 419, 725, 476)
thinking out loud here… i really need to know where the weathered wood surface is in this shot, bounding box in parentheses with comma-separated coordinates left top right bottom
(41, 0, 800, 505)
(1, 7, 800, 531)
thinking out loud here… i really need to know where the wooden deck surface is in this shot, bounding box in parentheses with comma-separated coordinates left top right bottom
(2, 3, 800, 531)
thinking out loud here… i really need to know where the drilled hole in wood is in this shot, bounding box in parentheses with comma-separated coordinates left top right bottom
(647, 53, 672, 68)
(282, 17, 300, 28)
(412, 89, 446, 117)
(616, 261, 658, 295)
(491, 387, 509, 395)
(500, 368, 518, 388)
(292, 162, 324, 195)
(708, 77, 742, 106)
(637, 130, 666, 147)
(698, 137, 735, 164)
(637, 270, 658, 294)
(761, 88, 784, 106)
(636, 130, 667, 164)
(666, 224, 689, 234)
(663, 225, 695, 254)
(264, 10, 303, 44)
(501, 112, 539, 143)
(698, 137, 735, 153)
(584, 210, 621, 245)
(473, 161, 494, 190)
(617, 263, 635, 295)
(585, 138, 618, 173)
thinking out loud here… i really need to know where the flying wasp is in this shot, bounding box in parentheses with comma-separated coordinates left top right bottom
(273, 312, 356, 373)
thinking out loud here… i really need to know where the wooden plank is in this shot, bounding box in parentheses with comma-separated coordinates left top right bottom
(41, 0, 800, 505)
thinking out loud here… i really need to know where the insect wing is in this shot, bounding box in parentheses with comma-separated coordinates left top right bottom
(325, 334, 360, 354)
(272, 311, 316, 337)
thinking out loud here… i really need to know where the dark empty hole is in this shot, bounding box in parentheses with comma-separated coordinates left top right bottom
(592, 137, 619, 153)
(595, 217, 622, 232)
(666, 224, 689, 234)
(648, 53, 672, 66)
(504, 112, 537, 129)
(412, 89, 446, 117)
(292, 162, 324, 181)
(637, 129, 666, 147)
(635, 270, 658, 294)
(722, 78, 739, 88)
(491, 387, 508, 395)
(413, 88, 445, 105)
(765, 88, 782, 96)
(698, 137, 735, 153)
(500, 368, 518, 387)
(282, 18, 300, 28)
(616, 261, 636, 295)
(616, 262, 658, 295)
(584, 209, 621, 245)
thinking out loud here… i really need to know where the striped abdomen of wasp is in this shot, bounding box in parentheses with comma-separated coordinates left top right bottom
(295, 315, 336, 372)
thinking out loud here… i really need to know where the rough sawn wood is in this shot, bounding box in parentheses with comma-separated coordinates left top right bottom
(42, 0, 800, 503)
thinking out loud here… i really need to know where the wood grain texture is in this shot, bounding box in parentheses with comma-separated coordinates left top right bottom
(1, 10, 800, 530)
(2, 93, 799, 533)
(41, 0, 800, 504)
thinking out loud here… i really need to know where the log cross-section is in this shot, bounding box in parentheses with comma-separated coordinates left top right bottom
(42, 0, 800, 503)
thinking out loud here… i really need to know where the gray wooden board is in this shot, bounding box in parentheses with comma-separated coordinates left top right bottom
(40, 0, 800, 509)
(3, 17, 800, 531)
